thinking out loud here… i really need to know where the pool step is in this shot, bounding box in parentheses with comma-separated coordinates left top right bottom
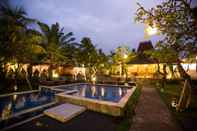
(44, 103, 86, 123)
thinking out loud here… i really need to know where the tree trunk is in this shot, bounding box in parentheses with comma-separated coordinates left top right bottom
(27, 64, 33, 81)
(18, 63, 33, 90)
(161, 64, 167, 89)
(176, 62, 192, 111)
(176, 79, 191, 111)
(84, 67, 87, 81)
(48, 65, 53, 80)
(26, 75, 32, 90)
(177, 62, 190, 79)
(119, 63, 122, 77)
(168, 64, 175, 79)
(157, 62, 160, 73)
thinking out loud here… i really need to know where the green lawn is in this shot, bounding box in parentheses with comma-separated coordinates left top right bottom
(117, 86, 141, 131)
(157, 81, 197, 131)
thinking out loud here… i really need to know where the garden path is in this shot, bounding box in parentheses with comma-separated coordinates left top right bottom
(130, 87, 182, 131)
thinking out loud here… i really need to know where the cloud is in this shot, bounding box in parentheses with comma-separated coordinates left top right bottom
(12, 0, 163, 53)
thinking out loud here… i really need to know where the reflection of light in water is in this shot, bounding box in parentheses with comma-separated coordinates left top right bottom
(91, 86, 96, 97)
(101, 87, 105, 97)
(119, 88, 122, 96)
(8, 103, 12, 110)
(30, 94, 38, 102)
(123, 89, 127, 94)
(81, 87, 86, 97)
(39, 96, 47, 102)
(13, 94, 17, 101)
(15, 97, 25, 109)
(1, 103, 12, 120)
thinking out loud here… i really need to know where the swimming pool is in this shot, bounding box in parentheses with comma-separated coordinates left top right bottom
(56, 84, 128, 102)
(0, 88, 57, 122)
(43, 83, 137, 116)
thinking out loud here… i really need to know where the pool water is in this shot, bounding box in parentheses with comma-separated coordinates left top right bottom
(0, 89, 55, 121)
(58, 84, 128, 102)
(0, 84, 131, 127)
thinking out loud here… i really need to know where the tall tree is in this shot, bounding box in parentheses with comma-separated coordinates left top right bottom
(97, 49, 109, 72)
(77, 37, 107, 81)
(113, 45, 135, 78)
(135, 0, 197, 110)
(145, 43, 178, 78)
(37, 22, 75, 79)
(0, 0, 38, 90)
(145, 44, 178, 89)
(0, 0, 35, 64)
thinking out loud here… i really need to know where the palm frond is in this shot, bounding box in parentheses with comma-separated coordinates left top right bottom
(37, 21, 50, 36)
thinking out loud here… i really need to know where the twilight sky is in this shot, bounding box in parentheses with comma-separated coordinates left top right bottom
(10, 0, 196, 53)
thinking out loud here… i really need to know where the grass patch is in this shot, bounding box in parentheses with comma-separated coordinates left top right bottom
(157, 82, 197, 131)
(117, 86, 141, 131)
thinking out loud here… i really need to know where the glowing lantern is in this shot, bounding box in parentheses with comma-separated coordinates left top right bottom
(123, 54, 128, 59)
(171, 98, 177, 108)
(52, 70, 59, 78)
(92, 76, 96, 83)
(146, 25, 158, 36)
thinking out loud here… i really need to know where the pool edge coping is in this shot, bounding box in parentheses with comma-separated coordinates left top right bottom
(0, 101, 57, 122)
(0, 90, 39, 98)
(55, 86, 136, 108)
(42, 83, 137, 116)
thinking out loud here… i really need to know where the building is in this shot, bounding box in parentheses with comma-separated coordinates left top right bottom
(126, 41, 197, 79)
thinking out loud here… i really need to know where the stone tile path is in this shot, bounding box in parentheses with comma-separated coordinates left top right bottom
(130, 87, 182, 131)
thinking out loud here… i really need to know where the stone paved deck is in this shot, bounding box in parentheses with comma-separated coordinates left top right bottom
(7, 111, 118, 131)
(130, 87, 182, 131)
(44, 103, 86, 123)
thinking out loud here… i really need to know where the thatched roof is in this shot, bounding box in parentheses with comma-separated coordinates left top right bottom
(137, 40, 154, 53)
(128, 40, 155, 64)
(128, 54, 155, 64)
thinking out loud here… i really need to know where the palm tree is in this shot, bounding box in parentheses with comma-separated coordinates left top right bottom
(76, 37, 108, 81)
(0, 0, 38, 90)
(0, 0, 35, 63)
(37, 22, 75, 80)
(113, 46, 135, 79)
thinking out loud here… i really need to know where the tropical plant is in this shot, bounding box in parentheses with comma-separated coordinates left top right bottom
(145, 43, 178, 79)
(135, 0, 197, 111)
(112, 45, 135, 78)
(37, 22, 76, 79)
(0, 0, 35, 64)
(0, 0, 38, 90)
(77, 37, 108, 81)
